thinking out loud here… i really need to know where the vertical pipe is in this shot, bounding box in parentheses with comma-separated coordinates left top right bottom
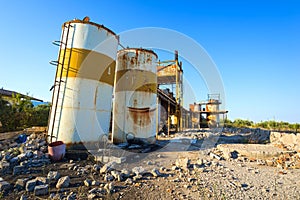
(167, 101, 170, 137)
(156, 96, 159, 139)
(174, 50, 179, 133)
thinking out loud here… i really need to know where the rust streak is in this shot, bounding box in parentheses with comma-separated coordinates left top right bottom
(62, 19, 118, 40)
(128, 107, 156, 127)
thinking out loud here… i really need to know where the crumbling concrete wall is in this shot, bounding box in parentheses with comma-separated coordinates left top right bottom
(248, 129, 270, 144)
(270, 132, 300, 151)
(222, 128, 270, 144)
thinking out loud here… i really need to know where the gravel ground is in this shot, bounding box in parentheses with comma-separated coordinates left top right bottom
(0, 129, 299, 200)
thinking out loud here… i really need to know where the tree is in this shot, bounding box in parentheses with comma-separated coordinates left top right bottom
(220, 118, 233, 128)
(232, 119, 254, 128)
(0, 95, 15, 132)
(0, 95, 50, 132)
(31, 104, 51, 126)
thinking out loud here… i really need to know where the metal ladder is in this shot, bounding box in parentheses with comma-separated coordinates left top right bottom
(48, 22, 75, 143)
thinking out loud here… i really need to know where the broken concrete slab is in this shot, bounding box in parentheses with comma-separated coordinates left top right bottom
(217, 144, 292, 159)
(94, 155, 126, 164)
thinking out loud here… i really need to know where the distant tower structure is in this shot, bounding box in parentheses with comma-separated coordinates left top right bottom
(190, 94, 228, 128)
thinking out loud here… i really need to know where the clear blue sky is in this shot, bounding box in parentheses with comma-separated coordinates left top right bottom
(0, 1, 299, 123)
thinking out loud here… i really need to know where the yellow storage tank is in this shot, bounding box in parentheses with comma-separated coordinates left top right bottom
(47, 18, 119, 149)
(112, 48, 157, 144)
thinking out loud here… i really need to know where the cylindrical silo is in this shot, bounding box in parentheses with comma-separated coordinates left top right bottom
(193, 103, 201, 126)
(112, 48, 158, 144)
(206, 99, 220, 127)
(47, 18, 118, 149)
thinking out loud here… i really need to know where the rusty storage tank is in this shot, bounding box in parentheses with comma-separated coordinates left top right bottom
(193, 103, 201, 126)
(206, 99, 220, 127)
(47, 17, 118, 149)
(112, 48, 158, 144)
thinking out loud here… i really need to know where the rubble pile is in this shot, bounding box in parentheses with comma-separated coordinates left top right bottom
(0, 132, 169, 199)
(265, 152, 300, 169)
(212, 143, 300, 170)
(0, 133, 49, 175)
(270, 131, 300, 151)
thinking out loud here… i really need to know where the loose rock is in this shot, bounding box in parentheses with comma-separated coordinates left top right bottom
(132, 166, 146, 176)
(84, 179, 92, 187)
(91, 180, 100, 186)
(25, 179, 36, 192)
(100, 161, 116, 174)
(66, 192, 77, 200)
(56, 176, 70, 189)
(125, 178, 133, 185)
(104, 174, 114, 181)
(34, 184, 49, 196)
(121, 169, 131, 178)
(151, 168, 161, 177)
(0, 181, 11, 191)
(104, 182, 114, 194)
(15, 178, 29, 190)
(175, 158, 190, 169)
(35, 177, 49, 185)
(13, 165, 27, 175)
(47, 171, 60, 181)
(88, 193, 97, 199)
(19, 194, 28, 200)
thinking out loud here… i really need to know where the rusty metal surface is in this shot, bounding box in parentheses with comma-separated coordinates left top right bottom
(117, 48, 158, 59)
(115, 69, 157, 93)
(157, 64, 177, 76)
(62, 17, 118, 40)
(206, 99, 220, 127)
(112, 48, 157, 144)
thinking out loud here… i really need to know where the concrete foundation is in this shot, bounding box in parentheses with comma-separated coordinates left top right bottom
(217, 144, 292, 159)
